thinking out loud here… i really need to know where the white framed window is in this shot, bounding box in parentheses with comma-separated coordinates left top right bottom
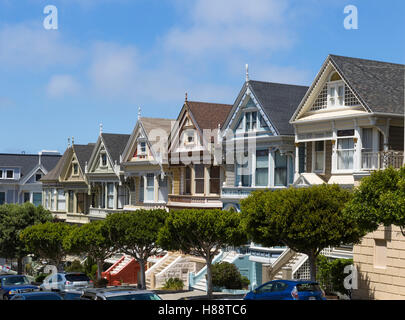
(0, 170, 3, 179)
(245, 111, 258, 132)
(107, 183, 114, 209)
(194, 164, 205, 194)
(255, 150, 269, 187)
(35, 173, 42, 182)
(337, 138, 355, 170)
(33, 193, 42, 207)
(72, 163, 79, 175)
(185, 167, 191, 195)
(117, 186, 128, 209)
(6, 170, 14, 179)
(101, 153, 108, 167)
(314, 141, 325, 172)
(51, 189, 56, 210)
(57, 190, 66, 211)
(274, 151, 288, 187)
(327, 72, 345, 108)
(145, 174, 155, 202)
(139, 142, 146, 155)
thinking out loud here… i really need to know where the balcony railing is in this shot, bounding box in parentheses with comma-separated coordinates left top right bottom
(167, 194, 222, 208)
(361, 150, 404, 170)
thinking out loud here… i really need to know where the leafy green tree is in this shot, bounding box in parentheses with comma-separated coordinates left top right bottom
(241, 184, 364, 281)
(157, 209, 247, 297)
(64, 220, 115, 280)
(20, 222, 74, 271)
(0, 203, 52, 273)
(344, 167, 405, 234)
(105, 209, 168, 289)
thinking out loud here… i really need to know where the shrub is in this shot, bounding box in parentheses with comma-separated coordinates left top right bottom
(316, 255, 353, 296)
(212, 262, 250, 290)
(162, 278, 184, 290)
(35, 273, 48, 283)
(94, 278, 109, 288)
(65, 260, 84, 273)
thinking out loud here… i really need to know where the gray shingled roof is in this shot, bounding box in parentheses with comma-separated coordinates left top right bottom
(329, 55, 404, 115)
(41, 148, 71, 182)
(101, 133, 130, 164)
(0, 153, 61, 182)
(249, 80, 309, 135)
(73, 144, 95, 172)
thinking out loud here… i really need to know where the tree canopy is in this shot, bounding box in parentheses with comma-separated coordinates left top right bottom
(241, 184, 364, 280)
(157, 209, 247, 297)
(20, 221, 74, 271)
(105, 209, 168, 289)
(0, 203, 53, 273)
(64, 220, 114, 279)
(344, 167, 405, 234)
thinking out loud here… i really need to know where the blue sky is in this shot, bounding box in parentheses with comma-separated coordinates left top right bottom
(1, 0, 404, 154)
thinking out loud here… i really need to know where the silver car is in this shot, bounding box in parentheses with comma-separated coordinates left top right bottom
(80, 287, 162, 300)
(40, 272, 93, 292)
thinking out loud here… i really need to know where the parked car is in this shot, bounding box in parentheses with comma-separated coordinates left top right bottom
(58, 289, 84, 300)
(80, 287, 162, 300)
(10, 291, 63, 300)
(0, 275, 39, 300)
(243, 280, 326, 300)
(40, 272, 93, 292)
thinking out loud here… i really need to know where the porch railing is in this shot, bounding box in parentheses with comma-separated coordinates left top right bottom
(361, 150, 404, 170)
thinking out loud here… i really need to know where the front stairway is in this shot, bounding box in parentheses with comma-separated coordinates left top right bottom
(102, 254, 140, 285)
(145, 251, 182, 289)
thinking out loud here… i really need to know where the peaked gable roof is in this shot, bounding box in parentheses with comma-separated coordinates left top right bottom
(41, 148, 72, 182)
(329, 55, 404, 115)
(72, 143, 96, 173)
(101, 133, 130, 165)
(291, 54, 405, 122)
(187, 101, 232, 130)
(248, 81, 309, 135)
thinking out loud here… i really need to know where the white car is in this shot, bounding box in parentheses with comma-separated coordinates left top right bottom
(40, 272, 93, 291)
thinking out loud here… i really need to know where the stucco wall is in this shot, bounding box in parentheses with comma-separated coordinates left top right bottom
(353, 225, 405, 300)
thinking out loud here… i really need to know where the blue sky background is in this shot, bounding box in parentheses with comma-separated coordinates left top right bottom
(1, 0, 404, 154)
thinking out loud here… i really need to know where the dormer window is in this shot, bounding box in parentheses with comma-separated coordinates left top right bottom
(35, 173, 42, 182)
(184, 130, 195, 145)
(245, 111, 257, 132)
(101, 153, 107, 167)
(73, 163, 79, 175)
(328, 72, 345, 108)
(6, 170, 14, 179)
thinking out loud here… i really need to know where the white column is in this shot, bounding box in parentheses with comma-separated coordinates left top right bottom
(354, 119, 362, 171)
(331, 121, 337, 172)
(294, 144, 300, 182)
(251, 149, 256, 187)
(113, 183, 118, 209)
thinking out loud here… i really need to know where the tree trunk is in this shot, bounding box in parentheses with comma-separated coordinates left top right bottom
(96, 259, 103, 280)
(205, 255, 213, 298)
(17, 257, 24, 275)
(308, 251, 317, 281)
(139, 259, 146, 290)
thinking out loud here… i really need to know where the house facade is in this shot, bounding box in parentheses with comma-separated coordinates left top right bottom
(42, 143, 95, 224)
(290, 55, 404, 299)
(0, 152, 61, 206)
(166, 99, 232, 210)
(120, 117, 174, 211)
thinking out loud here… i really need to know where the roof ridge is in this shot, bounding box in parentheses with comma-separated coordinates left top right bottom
(187, 100, 232, 106)
(249, 80, 309, 88)
(329, 54, 405, 67)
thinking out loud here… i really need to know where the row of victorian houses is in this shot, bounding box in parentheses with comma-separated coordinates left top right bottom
(3, 54, 403, 299)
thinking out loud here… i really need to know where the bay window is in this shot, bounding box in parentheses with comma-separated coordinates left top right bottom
(255, 150, 269, 187)
(314, 141, 325, 172)
(337, 138, 355, 170)
(68, 191, 74, 212)
(158, 175, 168, 202)
(118, 186, 129, 209)
(33, 193, 42, 207)
(209, 166, 220, 194)
(274, 151, 288, 187)
(107, 183, 114, 208)
(236, 152, 251, 187)
(194, 164, 205, 194)
(185, 167, 191, 195)
(146, 174, 155, 201)
(57, 190, 66, 211)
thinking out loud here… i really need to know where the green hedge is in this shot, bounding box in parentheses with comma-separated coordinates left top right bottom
(212, 262, 250, 290)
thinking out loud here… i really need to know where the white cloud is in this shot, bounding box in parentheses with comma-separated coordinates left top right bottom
(46, 74, 80, 98)
(165, 0, 293, 56)
(0, 23, 83, 69)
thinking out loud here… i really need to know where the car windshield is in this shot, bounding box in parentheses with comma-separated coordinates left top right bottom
(1, 276, 30, 286)
(297, 283, 321, 292)
(106, 293, 162, 301)
(65, 274, 90, 282)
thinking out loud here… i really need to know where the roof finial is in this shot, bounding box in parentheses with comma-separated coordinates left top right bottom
(245, 64, 249, 82)
(71, 136, 74, 145)
(185, 92, 188, 102)
(99, 123, 103, 135)
(68, 137, 71, 148)
(138, 107, 141, 120)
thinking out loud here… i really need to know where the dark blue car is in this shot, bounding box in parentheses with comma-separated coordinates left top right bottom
(0, 275, 39, 300)
(243, 280, 326, 300)
(10, 292, 63, 300)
